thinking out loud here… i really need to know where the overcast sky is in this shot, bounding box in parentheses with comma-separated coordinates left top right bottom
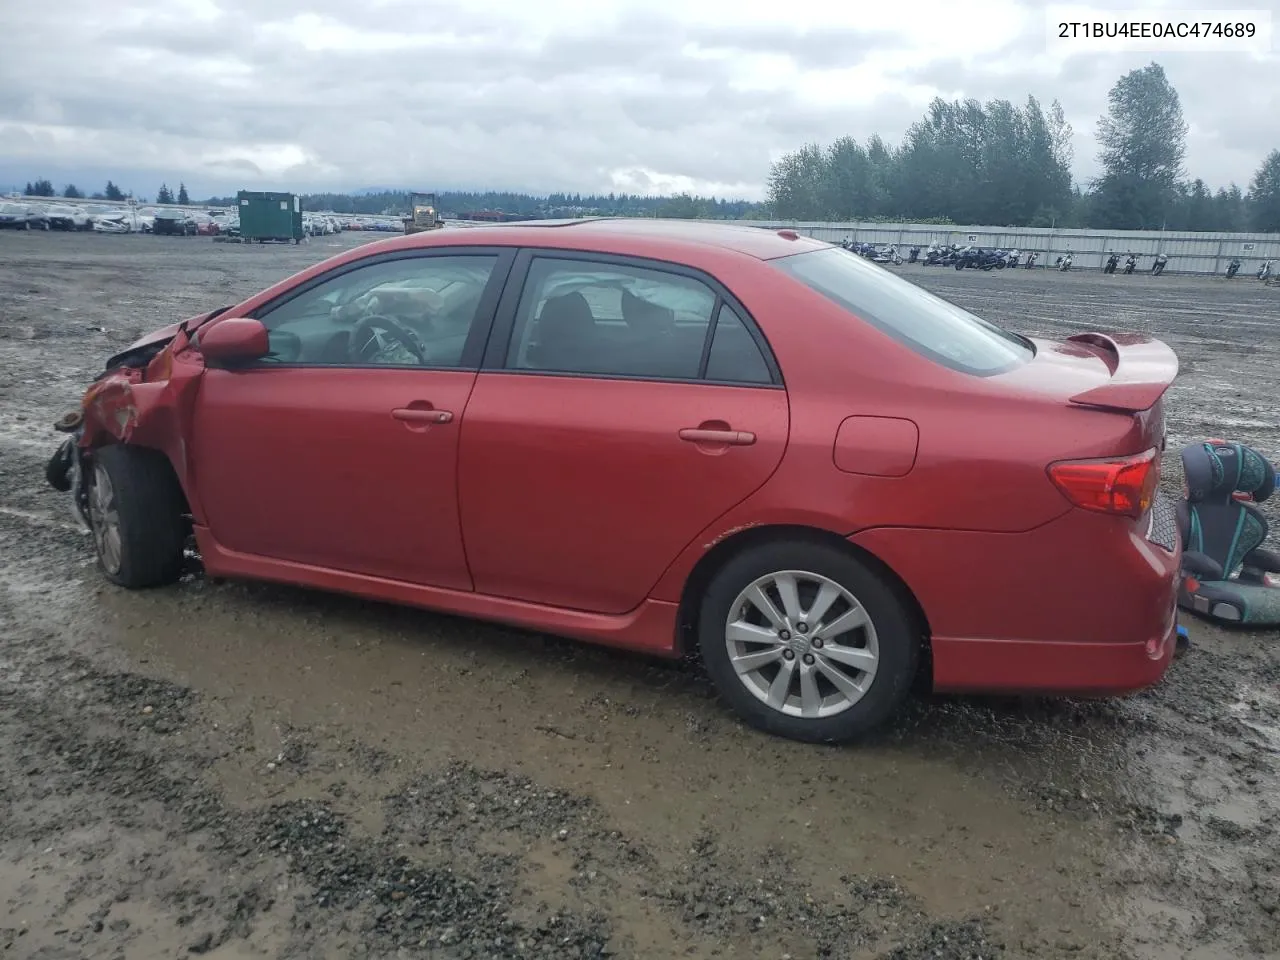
(1, 0, 1276, 199)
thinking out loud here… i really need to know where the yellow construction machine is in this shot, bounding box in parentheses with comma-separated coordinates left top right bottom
(403, 192, 443, 234)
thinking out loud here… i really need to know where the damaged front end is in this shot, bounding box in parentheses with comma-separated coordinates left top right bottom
(43, 305, 230, 529)
(46, 409, 91, 527)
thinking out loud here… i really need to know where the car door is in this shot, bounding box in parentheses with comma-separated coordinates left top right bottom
(457, 250, 789, 615)
(190, 248, 514, 590)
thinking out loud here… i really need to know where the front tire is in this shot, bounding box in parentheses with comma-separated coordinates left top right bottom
(88, 444, 188, 588)
(697, 541, 919, 744)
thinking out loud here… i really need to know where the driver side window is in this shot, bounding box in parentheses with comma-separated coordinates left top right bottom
(254, 254, 498, 368)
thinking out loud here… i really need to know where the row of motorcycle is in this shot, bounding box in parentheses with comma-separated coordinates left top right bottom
(840, 238, 1277, 280)
(840, 239, 1039, 269)
(1223, 256, 1276, 280)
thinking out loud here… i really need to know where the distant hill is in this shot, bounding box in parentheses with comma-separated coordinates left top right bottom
(2, 162, 769, 220)
(202, 189, 769, 221)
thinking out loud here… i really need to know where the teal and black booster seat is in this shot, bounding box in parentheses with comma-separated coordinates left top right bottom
(1175, 440, 1280, 625)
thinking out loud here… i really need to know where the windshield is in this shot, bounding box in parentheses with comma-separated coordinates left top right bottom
(0, 203, 26, 214)
(771, 247, 1033, 376)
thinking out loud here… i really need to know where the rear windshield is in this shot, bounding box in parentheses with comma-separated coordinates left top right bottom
(771, 247, 1033, 376)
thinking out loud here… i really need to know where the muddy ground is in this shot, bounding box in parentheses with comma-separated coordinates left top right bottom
(1, 230, 1277, 960)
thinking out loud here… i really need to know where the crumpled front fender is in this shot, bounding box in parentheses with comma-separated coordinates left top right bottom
(80, 371, 144, 446)
(75, 345, 207, 522)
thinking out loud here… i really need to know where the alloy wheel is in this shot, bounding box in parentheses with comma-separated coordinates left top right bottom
(89, 462, 123, 575)
(724, 570, 879, 719)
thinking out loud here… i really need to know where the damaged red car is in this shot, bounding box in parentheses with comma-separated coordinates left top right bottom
(45, 219, 1183, 743)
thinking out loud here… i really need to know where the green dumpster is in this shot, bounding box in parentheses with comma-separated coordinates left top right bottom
(237, 190, 304, 243)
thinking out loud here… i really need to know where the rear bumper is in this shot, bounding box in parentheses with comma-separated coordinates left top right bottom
(851, 499, 1182, 696)
(929, 606, 1179, 695)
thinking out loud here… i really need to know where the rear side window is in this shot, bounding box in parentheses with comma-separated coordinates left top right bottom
(506, 257, 718, 380)
(771, 247, 1033, 376)
(705, 305, 772, 384)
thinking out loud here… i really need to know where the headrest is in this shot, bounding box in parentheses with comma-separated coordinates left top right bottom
(536, 291, 594, 337)
(621, 288, 674, 333)
(1180, 440, 1276, 503)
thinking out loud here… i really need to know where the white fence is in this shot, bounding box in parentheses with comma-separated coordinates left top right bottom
(715, 220, 1280, 276)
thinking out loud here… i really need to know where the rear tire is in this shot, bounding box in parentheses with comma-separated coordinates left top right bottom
(88, 444, 188, 588)
(697, 540, 919, 744)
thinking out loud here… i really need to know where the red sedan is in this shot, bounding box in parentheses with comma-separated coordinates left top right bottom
(46, 219, 1182, 743)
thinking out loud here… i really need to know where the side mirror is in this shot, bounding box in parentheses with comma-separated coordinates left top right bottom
(198, 317, 269, 366)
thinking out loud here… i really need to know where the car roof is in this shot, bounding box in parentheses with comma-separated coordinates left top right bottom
(379, 217, 827, 261)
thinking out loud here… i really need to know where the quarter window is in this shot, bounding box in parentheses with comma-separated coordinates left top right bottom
(253, 255, 498, 367)
(705, 305, 773, 385)
(507, 257, 718, 380)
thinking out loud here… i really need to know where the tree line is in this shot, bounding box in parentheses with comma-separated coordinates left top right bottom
(198, 189, 766, 220)
(17, 181, 767, 220)
(767, 62, 1280, 233)
(22, 179, 129, 202)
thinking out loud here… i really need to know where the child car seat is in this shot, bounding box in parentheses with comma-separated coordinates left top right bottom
(1175, 439, 1280, 624)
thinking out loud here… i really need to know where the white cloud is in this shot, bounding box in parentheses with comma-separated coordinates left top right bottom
(0, 0, 1275, 198)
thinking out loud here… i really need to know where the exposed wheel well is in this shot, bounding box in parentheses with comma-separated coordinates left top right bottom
(88, 441, 192, 517)
(674, 524, 933, 685)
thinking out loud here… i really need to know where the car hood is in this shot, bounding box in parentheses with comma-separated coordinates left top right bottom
(126, 320, 186, 352)
(101, 307, 231, 372)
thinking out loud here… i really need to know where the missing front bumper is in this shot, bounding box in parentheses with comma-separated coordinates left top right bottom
(45, 431, 91, 530)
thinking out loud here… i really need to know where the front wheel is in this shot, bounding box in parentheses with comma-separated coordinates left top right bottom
(697, 541, 919, 744)
(88, 444, 188, 588)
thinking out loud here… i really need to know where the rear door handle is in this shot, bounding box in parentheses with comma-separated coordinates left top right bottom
(678, 428, 755, 446)
(392, 407, 453, 424)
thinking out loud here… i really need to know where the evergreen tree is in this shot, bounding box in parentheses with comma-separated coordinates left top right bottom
(1247, 150, 1280, 232)
(1092, 62, 1188, 228)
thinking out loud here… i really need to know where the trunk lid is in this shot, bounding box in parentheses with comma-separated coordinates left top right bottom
(995, 332, 1179, 413)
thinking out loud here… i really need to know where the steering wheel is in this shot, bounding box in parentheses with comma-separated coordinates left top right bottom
(348, 313, 428, 364)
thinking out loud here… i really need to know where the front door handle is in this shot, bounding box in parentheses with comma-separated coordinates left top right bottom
(678, 427, 755, 446)
(392, 407, 453, 424)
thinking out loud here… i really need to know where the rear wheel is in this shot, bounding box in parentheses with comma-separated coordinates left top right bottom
(88, 444, 188, 588)
(697, 541, 919, 743)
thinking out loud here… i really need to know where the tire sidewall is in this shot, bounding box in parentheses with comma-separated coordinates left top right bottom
(697, 541, 918, 744)
(87, 444, 187, 588)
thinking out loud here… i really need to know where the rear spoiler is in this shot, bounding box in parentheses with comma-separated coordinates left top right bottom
(1066, 332, 1180, 413)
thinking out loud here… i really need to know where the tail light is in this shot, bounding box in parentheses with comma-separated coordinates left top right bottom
(1047, 447, 1160, 518)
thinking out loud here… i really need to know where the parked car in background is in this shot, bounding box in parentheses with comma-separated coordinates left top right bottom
(44, 219, 1183, 744)
(46, 205, 94, 231)
(93, 217, 132, 234)
(208, 212, 240, 236)
(0, 202, 49, 230)
(152, 209, 198, 236)
(190, 213, 219, 236)
(86, 205, 136, 233)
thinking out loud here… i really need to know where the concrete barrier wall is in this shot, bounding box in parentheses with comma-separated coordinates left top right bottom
(714, 220, 1280, 276)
